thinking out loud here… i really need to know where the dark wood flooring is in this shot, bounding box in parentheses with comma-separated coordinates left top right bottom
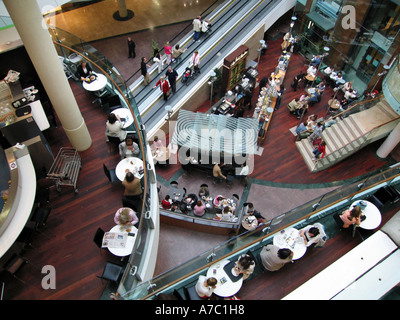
(0, 24, 395, 301)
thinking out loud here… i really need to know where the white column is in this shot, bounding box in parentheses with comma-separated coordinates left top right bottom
(376, 122, 400, 158)
(4, 0, 92, 151)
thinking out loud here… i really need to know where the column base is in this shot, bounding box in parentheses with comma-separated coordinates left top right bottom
(113, 10, 134, 21)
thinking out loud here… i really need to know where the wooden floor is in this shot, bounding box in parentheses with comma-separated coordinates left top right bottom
(0, 14, 396, 300)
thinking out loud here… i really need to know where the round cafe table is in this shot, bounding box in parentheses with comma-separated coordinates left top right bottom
(111, 108, 134, 129)
(273, 227, 307, 260)
(82, 73, 107, 92)
(351, 200, 381, 230)
(106, 224, 138, 257)
(115, 157, 144, 181)
(328, 99, 341, 110)
(241, 215, 258, 231)
(206, 259, 243, 297)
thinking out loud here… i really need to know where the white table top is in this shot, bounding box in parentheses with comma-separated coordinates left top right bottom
(115, 157, 144, 181)
(273, 227, 307, 260)
(112, 108, 133, 128)
(206, 259, 243, 297)
(82, 73, 107, 92)
(351, 200, 382, 230)
(107, 224, 138, 257)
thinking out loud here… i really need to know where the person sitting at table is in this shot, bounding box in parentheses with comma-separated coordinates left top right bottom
(234, 254, 255, 281)
(213, 195, 225, 208)
(213, 163, 226, 183)
(195, 275, 217, 299)
(198, 185, 209, 198)
(243, 202, 265, 223)
(339, 205, 362, 229)
(344, 88, 357, 102)
(310, 55, 322, 67)
(161, 194, 172, 210)
(77, 61, 92, 81)
(288, 98, 301, 115)
(193, 200, 206, 217)
(152, 136, 163, 150)
(334, 72, 344, 88)
(106, 113, 127, 142)
(113, 207, 138, 226)
(119, 137, 140, 159)
(307, 65, 317, 78)
(259, 245, 293, 272)
(218, 206, 235, 222)
(184, 193, 198, 210)
(299, 223, 327, 248)
(343, 81, 353, 92)
(122, 172, 142, 200)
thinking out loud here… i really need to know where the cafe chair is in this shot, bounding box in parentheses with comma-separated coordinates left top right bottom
(183, 285, 203, 300)
(200, 183, 208, 188)
(232, 193, 240, 201)
(365, 195, 384, 209)
(103, 163, 119, 184)
(170, 181, 179, 187)
(93, 227, 105, 253)
(373, 186, 399, 204)
(3, 253, 29, 284)
(34, 187, 50, 207)
(16, 227, 35, 249)
(31, 205, 52, 228)
(106, 135, 121, 152)
(97, 261, 124, 284)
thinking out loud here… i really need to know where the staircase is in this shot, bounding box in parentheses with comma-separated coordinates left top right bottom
(296, 98, 400, 172)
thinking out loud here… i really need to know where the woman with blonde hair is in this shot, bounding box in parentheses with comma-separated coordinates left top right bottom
(114, 207, 138, 226)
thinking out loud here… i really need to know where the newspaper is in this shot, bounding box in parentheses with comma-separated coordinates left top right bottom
(102, 232, 127, 248)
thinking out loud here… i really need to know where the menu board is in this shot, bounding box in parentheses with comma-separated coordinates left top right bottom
(221, 45, 249, 92)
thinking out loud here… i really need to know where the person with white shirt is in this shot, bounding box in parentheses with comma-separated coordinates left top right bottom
(191, 50, 200, 74)
(195, 275, 217, 299)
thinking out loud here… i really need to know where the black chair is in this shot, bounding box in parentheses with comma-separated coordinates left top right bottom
(333, 212, 344, 229)
(93, 227, 105, 251)
(183, 285, 203, 300)
(366, 195, 384, 209)
(200, 183, 208, 188)
(170, 181, 178, 187)
(122, 197, 140, 217)
(106, 135, 121, 152)
(97, 261, 124, 284)
(34, 187, 50, 206)
(232, 193, 240, 201)
(3, 253, 29, 284)
(31, 205, 51, 227)
(374, 186, 400, 204)
(16, 227, 35, 248)
(103, 164, 119, 183)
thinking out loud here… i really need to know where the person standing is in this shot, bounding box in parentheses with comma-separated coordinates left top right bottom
(127, 37, 136, 58)
(165, 65, 178, 94)
(172, 44, 187, 63)
(153, 49, 164, 74)
(164, 41, 172, 65)
(193, 16, 202, 41)
(191, 50, 200, 74)
(141, 57, 150, 86)
(153, 75, 170, 101)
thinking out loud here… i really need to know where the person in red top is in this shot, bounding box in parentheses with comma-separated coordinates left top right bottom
(161, 195, 172, 209)
(312, 140, 326, 161)
(153, 76, 170, 101)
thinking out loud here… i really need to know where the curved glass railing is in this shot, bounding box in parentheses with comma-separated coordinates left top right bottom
(52, 37, 159, 294)
(119, 164, 400, 300)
